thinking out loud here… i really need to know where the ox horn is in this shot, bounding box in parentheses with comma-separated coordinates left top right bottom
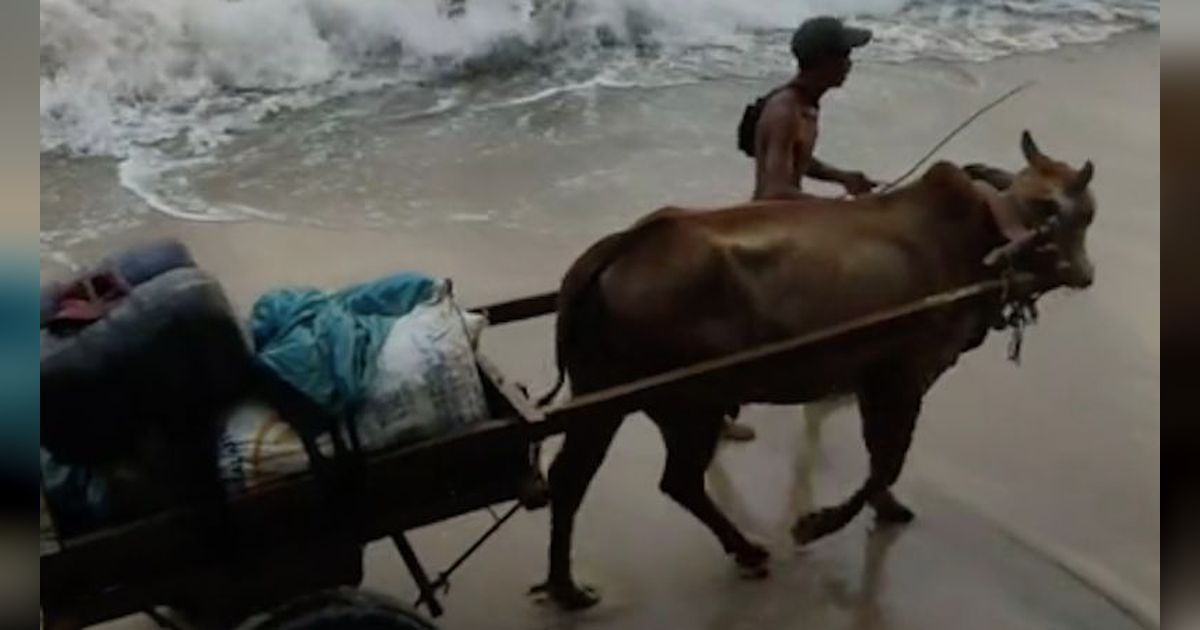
(1069, 160, 1094, 196)
(1020, 130, 1045, 165)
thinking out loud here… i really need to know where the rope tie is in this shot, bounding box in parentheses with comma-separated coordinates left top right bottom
(996, 260, 1041, 364)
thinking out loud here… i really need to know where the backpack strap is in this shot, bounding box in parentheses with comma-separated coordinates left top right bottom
(736, 83, 799, 158)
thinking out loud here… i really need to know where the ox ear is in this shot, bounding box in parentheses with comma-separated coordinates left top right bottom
(1021, 130, 1045, 166)
(964, 163, 1015, 191)
(974, 180, 1032, 243)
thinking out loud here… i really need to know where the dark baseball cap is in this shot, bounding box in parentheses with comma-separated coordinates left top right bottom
(790, 16, 873, 64)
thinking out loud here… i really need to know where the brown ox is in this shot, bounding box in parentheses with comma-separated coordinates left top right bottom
(535, 131, 1097, 609)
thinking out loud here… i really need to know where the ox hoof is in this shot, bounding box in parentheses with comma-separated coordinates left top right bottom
(791, 508, 848, 546)
(529, 580, 601, 611)
(733, 543, 770, 579)
(872, 495, 916, 525)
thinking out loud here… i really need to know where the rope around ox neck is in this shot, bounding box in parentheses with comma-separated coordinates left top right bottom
(996, 263, 1042, 364)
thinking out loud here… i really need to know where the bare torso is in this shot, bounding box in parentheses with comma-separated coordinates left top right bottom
(790, 104, 820, 188)
(753, 87, 820, 200)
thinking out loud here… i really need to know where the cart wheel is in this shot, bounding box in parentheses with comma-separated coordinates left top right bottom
(234, 588, 438, 630)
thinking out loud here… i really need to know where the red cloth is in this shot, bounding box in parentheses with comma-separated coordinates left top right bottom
(46, 272, 131, 333)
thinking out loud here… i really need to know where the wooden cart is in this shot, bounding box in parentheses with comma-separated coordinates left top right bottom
(41, 274, 1045, 629)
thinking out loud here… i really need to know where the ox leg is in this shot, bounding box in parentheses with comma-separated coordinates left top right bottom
(793, 374, 921, 545)
(533, 416, 622, 610)
(653, 410, 770, 577)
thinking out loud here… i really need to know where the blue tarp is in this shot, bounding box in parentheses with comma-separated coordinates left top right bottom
(249, 272, 439, 418)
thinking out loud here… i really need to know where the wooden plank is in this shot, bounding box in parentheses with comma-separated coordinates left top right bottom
(43, 471, 527, 627)
(470, 291, 557, 325)
(528, 273, 1053, 440)
(476, 353, 542, 423)
(42, 418, 530, 587)
(42, 362, 539, 623)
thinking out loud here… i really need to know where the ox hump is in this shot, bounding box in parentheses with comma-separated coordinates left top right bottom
(918, 161, 983, 208)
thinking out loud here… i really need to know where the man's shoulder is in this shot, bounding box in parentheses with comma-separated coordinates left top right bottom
(761, 84, 798, 109)
(758, 87, 800, 122)
(762, 85, 816, 120)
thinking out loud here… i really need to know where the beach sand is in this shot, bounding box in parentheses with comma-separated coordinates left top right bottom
(45, 31, 1159, 630)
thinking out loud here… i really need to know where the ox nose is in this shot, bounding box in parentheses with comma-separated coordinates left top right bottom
(1057, 260, 1094, 289)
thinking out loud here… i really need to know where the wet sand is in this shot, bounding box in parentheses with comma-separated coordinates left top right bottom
(48, 31, 1159, 630)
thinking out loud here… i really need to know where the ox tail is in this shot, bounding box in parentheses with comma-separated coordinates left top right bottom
(536, 212, 678, 408)
(535, 228, 632, 408)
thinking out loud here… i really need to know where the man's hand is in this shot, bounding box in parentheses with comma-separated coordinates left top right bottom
(807, 160, 880, 196)
(840, 171, 880, 196)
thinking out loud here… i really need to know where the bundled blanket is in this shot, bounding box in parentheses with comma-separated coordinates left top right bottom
(221, 279, 489, 495)
(248, 273, 438, 419)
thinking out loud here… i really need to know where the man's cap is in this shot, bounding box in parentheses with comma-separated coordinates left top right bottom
(790, 16, 872, 64)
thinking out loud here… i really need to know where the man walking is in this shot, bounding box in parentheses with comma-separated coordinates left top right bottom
(723, 15, 880, 441)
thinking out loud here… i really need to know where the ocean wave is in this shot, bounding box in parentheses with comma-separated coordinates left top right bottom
(41, 0, 1158, 159)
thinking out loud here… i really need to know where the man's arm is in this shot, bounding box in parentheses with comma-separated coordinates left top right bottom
(807, 158, 849, 183)
(809, 157, 880, 196)
(754, 102, 808, 201)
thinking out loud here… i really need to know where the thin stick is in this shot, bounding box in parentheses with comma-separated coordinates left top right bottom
(878, 81, 1036, 193)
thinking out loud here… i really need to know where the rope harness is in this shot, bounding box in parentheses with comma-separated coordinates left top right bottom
(989, 212, 1065, 364)
(996, 260, 1042, 364)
